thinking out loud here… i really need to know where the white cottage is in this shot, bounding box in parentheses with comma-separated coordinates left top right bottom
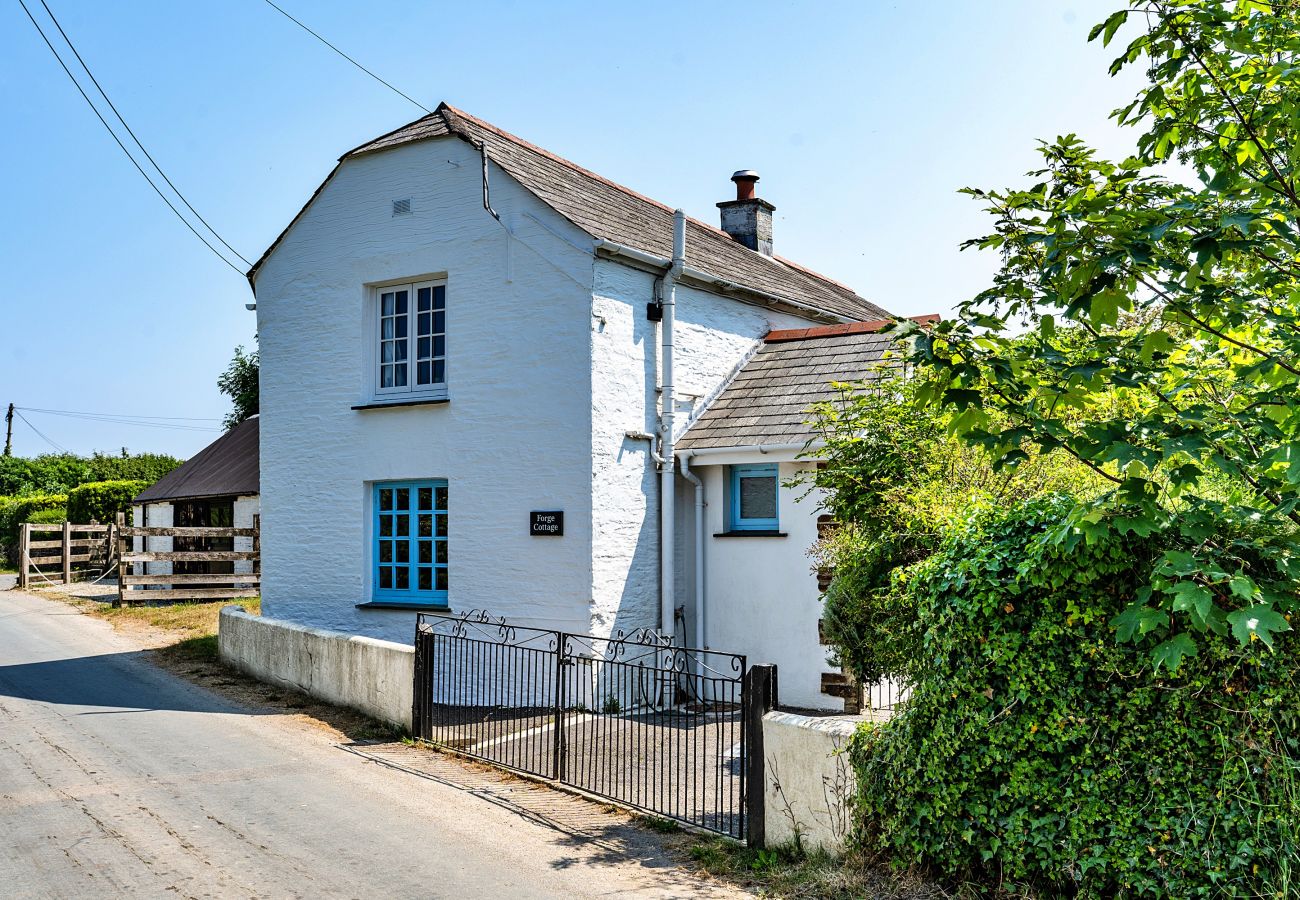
(248, 103, 926, 710)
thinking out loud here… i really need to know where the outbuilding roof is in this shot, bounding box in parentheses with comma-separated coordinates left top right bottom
(134, 416, 260, 504)
(249, 103, 889, 323)
(676, 318, 937, 452)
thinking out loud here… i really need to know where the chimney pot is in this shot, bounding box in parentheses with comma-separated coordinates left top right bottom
(718, 170, 774, 255)
(731, 170, 760, 200)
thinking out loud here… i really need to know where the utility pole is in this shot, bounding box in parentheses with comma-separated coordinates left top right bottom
(3, 403, 12, 457)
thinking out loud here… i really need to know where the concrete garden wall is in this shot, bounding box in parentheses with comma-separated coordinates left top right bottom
(218, 605, 414, 730)
(761, 710, 862, 853)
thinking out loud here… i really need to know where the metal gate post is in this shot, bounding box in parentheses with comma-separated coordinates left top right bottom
(553, 631, 567, 782)
(743, 663, 778, 848)
(411, 623, 428, 740)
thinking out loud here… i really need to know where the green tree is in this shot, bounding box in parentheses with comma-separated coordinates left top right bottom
(217, 342, 258, 429)
(895, 0, 1300, 666)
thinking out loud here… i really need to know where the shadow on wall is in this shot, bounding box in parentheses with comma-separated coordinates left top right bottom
(601, 491, 661, 641)
(595, 297, 664, 642)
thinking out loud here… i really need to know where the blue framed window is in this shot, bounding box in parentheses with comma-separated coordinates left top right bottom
(728, 464, 780, 532)
(373, 480, 448, 604)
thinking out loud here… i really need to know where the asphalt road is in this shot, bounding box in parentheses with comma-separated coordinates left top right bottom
(0, 588, 742, 899)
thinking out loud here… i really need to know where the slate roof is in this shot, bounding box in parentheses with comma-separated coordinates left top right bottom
(249, 103, 889, 323)
(676, 321, 916, 451)
(135, 416, 260, 503)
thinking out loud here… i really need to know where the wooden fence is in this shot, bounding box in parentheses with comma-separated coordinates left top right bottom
(115, 514, 260, 608)
(17, 522, 117, 589)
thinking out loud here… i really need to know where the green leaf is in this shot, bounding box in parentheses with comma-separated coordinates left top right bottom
(1112, 603, 1168, 643)
(1227, 574, 1256, 602)
(1151, 633, 1198, 672)
(1170, 581, 1214, 623)
(1227, 603, 1291, 649)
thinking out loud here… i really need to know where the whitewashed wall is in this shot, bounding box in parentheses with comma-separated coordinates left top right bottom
(589, 260, 817, 641)
(762, 710, 860, 851)
(685, 456, 841, 711)
(254, 137, 597, 642)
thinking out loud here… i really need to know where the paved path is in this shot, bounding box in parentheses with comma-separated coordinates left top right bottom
(0, 588, 743, 899)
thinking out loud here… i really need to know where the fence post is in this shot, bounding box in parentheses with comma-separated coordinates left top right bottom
(744, 663, 778, 848)
(61, 520, 72, 585)
(18, 522, 31, 590)
(252, 513, 261, 586)
(114, 512, 126, 608)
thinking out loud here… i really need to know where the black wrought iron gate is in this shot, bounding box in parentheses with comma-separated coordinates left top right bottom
(412, 610, 760, 840)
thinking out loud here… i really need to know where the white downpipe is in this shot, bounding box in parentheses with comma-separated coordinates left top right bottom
(678, 453, 706, 650)
(660, 210, 686, 639)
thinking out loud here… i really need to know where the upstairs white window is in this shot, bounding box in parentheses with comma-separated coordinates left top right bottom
(375, 280, 446, 399)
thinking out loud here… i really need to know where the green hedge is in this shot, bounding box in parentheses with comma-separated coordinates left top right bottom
(66, 480, 147, 526)
(0, 494, 68, 566)
(26, 508, 67, 526)
(851, 496, 1299, 899)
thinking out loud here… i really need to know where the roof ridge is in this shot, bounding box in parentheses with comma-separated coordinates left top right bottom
(363, 104, 879, 311)
(339, 111, 443, 161)
(440, 103, 747, 244)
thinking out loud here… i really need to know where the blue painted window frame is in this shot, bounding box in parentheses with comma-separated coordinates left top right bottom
(373, 479, 449, 605)
(728, 464, 780, 532)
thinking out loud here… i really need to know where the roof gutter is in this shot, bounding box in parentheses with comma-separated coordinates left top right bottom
(593, 239, 849, 325)
(673, 440, 827, 460)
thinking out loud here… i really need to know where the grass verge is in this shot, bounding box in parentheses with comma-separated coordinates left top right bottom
(82, 596, 260, 655)
(684, 840, 953, 900)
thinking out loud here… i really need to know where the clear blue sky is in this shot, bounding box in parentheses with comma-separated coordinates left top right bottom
(0, 0, 1146, 458)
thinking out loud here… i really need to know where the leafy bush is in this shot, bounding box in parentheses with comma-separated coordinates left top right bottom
(66, 480, 148, 526)
(852, 496, 1299, 899)
(26, 508, 67, 526)
(0, 451, 181, 496)
(84, 452, 181, 486)
(804, 374, 1102, 683)
(0, 494, 68, 565)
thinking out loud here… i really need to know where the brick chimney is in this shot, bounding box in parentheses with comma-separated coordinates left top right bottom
(717, 170, 774, 255)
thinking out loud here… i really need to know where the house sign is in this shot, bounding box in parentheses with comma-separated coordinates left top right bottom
(530, 510, 564, 536)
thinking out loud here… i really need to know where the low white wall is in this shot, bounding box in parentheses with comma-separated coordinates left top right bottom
(762, 710, 862, 853)
(218, 606, 414, 730)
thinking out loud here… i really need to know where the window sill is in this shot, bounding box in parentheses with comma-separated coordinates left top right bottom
(714, 530, 787, 538)
(356, 601, 451, 611)
(352, 397, 449, 411)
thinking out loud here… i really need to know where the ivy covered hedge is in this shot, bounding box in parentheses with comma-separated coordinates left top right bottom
(66, 480, 147, 527)
(851, 497, 1299, 899)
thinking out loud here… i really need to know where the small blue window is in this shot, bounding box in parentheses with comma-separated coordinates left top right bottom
(373, 480, 448, 605)
(728, 464, 780, 532)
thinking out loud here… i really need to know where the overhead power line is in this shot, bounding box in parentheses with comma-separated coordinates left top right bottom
(16, 0, 249, 275)
(36, 0, 252, 267)
(261, 0, 432, 114)
(13, 410, 67, 453)
(16, 407, 222, 433)
(19, 407, 220, 422)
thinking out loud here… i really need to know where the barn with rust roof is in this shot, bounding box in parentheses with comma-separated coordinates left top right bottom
(247, 103, 933, 710)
